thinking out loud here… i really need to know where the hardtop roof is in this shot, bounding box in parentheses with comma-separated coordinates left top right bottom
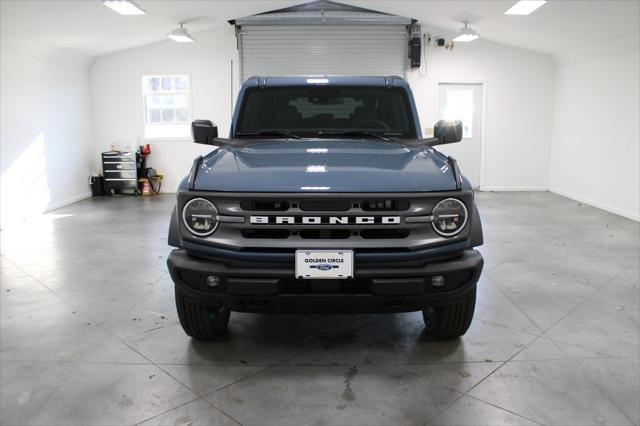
(241, 76, 410, 89)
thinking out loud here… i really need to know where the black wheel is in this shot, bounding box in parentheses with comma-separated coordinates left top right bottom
(423, 287, 476, 339)
(175, 290, 230, 340)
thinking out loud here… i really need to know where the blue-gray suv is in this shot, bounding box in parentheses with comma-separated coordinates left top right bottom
(167, 76, 484, 340)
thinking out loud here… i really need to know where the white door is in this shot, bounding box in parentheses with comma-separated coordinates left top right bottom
(437, 83, 483, 188)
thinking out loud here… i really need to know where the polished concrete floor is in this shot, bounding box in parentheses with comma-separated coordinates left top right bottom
(1, 192, 638, 426)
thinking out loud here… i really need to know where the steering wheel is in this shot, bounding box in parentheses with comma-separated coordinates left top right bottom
(354, 120, 391, 130)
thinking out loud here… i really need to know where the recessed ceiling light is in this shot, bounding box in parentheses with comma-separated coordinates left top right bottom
(167, 22, 196, 43)
(102, 0, 146, 15)
(504, 0, 547, 15)
(453, 22, 479, 42)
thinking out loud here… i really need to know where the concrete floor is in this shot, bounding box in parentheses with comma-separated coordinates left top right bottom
(1, 191, 638, 426)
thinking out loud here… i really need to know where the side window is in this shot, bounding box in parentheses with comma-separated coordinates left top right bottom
(142, 75, 190, 139)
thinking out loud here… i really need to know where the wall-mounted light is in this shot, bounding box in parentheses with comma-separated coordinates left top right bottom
(168, 22, 196, 43)
(102, 0, 146, 15)
(505, 1, 547, 15)
(452, 21, 479, 43)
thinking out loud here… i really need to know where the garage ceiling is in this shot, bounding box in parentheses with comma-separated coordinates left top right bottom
(1, 0, 638, 58)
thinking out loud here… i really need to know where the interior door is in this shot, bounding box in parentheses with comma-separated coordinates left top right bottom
(437, 83, 483, 188)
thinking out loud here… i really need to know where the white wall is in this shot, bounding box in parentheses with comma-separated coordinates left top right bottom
(0, 39, 93, 227)
(90, 23, 555, 194)
(549, 41, 640, 221)
(407, 27, 556, 191)
(4, 14, 635, 225)
(90, 24, 238, 192)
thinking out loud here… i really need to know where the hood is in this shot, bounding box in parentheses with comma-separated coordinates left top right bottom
(193, 139, 457, 193)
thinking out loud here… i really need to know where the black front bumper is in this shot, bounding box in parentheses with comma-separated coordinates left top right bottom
(167, 247, 483, 314)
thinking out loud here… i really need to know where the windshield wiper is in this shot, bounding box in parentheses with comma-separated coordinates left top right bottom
(236, 130, 302, 140)
(317, 130, 391, 141)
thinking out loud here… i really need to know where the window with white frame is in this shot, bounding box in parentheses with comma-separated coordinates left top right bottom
(142, 75, 190, 139)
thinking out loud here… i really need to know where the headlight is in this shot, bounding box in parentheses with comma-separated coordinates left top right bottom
(182, 198, 218, 236)
(431, 198, 468, 237)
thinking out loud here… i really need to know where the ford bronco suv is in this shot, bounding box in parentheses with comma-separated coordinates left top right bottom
(167, 76, 483, 340)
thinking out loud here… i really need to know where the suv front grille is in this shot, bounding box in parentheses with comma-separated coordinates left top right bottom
(181, 192, 472, 250)
(235, 197, 412, 241)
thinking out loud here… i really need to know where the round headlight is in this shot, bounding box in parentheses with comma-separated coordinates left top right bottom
(182, 198, 218, 237)
(431, 198, 468, 237)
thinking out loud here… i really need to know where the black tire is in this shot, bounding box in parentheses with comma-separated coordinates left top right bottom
(175, 290, 230, 340)
(422, 287, 476, 339)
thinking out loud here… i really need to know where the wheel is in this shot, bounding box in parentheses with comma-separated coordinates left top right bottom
(422, 287, 476, 339)
(175, 290, 230, 340)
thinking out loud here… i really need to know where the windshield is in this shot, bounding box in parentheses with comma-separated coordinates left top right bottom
(235, 86, 417, 139)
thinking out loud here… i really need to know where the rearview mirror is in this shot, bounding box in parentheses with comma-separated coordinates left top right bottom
(432, 120, 463, 145)
(192, 120, 219, 145)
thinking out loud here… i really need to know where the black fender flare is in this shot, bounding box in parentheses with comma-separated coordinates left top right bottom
(469, 202, 484, 248)
(168, 206, 181, 248)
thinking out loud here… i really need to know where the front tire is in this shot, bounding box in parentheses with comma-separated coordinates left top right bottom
(423, 287, 476, 339)
(175, 290, 230, 340)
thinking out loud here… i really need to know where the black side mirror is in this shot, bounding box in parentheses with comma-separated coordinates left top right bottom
(431, 120, 463, 145)
(192, 120, 219, 145)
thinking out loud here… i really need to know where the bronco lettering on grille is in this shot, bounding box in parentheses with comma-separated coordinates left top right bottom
(249, 216, 401, 225)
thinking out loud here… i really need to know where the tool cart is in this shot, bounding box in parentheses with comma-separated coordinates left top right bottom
(102, 151, 139, 196)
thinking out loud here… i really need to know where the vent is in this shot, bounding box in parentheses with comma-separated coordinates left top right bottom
(240, 200, 289, 211)
(360, 229, 409, 239)
(361, 199, 410, 211)
(299, 229, 351, 239)
(242, 229, 290, 239)
(299, 200, 351, 211)
(282, 278, 370, 294)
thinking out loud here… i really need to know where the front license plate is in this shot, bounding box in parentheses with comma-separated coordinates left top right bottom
(295, 250, 354, 279)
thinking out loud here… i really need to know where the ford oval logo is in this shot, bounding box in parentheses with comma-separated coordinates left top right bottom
(316, 264, 333, 271)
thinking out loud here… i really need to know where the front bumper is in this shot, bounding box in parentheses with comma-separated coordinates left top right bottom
(167, 248, 483, 314)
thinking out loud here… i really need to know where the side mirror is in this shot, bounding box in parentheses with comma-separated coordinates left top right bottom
(192, 120, 219, 145)
(430, 120, 463, 146)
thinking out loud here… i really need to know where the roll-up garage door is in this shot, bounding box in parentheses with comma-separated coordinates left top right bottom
(238, 25, 408, 81)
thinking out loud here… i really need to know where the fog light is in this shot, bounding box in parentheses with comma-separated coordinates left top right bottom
(431, 275, 446, 288)
(205, 275, 220, 288)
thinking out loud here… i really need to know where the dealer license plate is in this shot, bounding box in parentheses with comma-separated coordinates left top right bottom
(295, 250, 354, 279)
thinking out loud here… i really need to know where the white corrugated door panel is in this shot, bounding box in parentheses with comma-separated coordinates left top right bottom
(239, 25, 407, 81)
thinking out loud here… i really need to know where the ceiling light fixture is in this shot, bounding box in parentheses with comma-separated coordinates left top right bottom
(101, 0, 146, 15)
(167, 21, 196, 43)
(453, 22, 479, 42)
(504, 0, 547, 15)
